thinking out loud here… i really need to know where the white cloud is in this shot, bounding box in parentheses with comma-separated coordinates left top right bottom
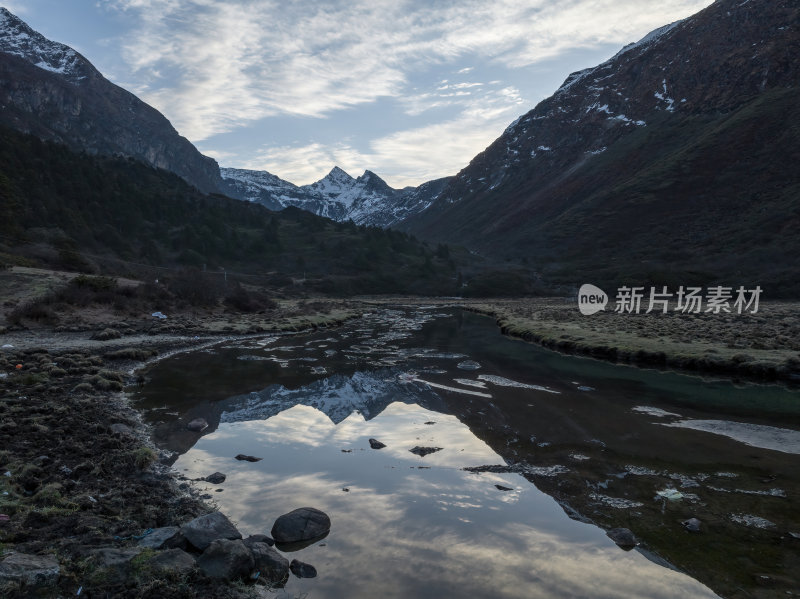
(241, 83, 523, 188)
(103, 0, 713, 142)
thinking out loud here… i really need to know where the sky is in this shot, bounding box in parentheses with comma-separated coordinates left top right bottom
(4, 0, 712, 187)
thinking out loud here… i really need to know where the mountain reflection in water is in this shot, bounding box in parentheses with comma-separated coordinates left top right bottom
(174, 373, 719, 599)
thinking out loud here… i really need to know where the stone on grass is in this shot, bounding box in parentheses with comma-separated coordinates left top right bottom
(147, 549, 196, 575)
(197, 539, 253, 581)
(137, 526, 180, 549)
(0, 552, 60, 587)
(271, 507, 331, 544)
(180, 511, 241, 551)
(248, 542, 289, 585)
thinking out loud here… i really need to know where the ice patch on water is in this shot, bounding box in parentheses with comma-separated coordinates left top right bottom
(660, 420, 800, 454)
(730, 514, 775, 529)
(457, 360, 481, 371)
(453, 379, 488, 389)
(414, 378, 492, 398)
(625, 465, 661, 476)
(632, 406, 681, 418)
(477, 375, 560, 394)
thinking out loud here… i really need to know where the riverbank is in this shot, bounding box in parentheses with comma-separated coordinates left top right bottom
(363, 297, 800, 384)
(0, 282, 364, 597)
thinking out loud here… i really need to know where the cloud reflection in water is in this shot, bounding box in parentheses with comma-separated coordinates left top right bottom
(176, 397, 718, 599)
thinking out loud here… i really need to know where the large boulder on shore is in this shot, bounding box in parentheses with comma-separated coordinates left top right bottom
(271, 507, 331, 544)
(0, 552, 60, 587)
(248, 541, 289, 586)
(197, 539, 253, 581)
(180, 511, 241, 551)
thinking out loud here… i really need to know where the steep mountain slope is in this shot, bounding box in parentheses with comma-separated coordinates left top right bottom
(0, 8, 224, 194)
(402, 0, 800, 294)
(222, 166, 451, 227)
(0, 126, 461, 295)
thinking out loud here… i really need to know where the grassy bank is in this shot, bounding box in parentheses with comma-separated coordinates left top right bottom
(365, 297, 800, 383)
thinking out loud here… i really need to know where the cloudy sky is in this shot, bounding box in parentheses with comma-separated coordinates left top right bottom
(6, 0, 712, 187)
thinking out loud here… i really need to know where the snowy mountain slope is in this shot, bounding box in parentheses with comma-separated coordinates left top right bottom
(221, 165, 451, 228)
(0, 8, 225, 194)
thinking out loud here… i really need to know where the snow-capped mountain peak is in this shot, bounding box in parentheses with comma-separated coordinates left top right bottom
(0, 7, 90, 83)
(221, 164, 452, 227)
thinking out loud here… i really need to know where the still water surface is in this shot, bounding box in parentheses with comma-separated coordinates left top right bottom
(133, 308, 800, 598)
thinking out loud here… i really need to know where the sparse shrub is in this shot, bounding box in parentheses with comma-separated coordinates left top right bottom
(105, 348, 158, 361)
(91, 328, 121, 341)
(132, 447, 157, 470)
(71, 382, 95, 394)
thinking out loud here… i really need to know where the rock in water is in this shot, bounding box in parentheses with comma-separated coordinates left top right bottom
(409, 446, 442, 457)
(607, 527, 638, 550)
(205, 472, 226, 484)
(290, 558, 317, 578)
(271, 507, 331, 544)
(180, 511, 242, 551)
(368, 438, 386, 449)
(197, 539, 254, 581)
(187, 418, 208, 432)
(682, 517, 702, 533)
(235, 454, 262, 462)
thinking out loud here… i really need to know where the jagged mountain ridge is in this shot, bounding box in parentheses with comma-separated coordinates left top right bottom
(0, 8, 225, 194)
(221, 165, 451, 227)
(399, 0, 800, 292)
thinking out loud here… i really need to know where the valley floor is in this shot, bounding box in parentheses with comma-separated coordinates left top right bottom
(0, 267, 364, 597)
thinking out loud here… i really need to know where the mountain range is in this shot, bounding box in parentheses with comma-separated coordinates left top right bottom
(221, 166, 451, 227)
(0, 7, 224, 194)
(399, 0, 800, 292)
(1, 0, 797, 294)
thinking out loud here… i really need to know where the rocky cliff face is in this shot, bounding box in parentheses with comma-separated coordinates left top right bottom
(222, 165, 451, 228)
(400, 0, 799, 292)
(0, 8, 224, 194)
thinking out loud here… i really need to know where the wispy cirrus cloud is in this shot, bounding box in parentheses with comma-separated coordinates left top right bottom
(240, 81, 524, 187)
(102, 0, 712, 142)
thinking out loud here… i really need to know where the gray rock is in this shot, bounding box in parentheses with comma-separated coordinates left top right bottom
(682, 517, 702, 533)
(0, 552, 60, 587)
(495, 484, 513, 491)
(243, 534, 275, 547)
(409, 446, 442, 457)
(607, 527, 638, 550)
(368, 438, 386, 449)
(187, 418, 208, 432)
(110, 423, 134, 436)
(248, 542, 289, 585)
(204, 472, 226, 484)
(289, 559, 317, 579)
(137, 526, 181, 549)
(147, 549, 196, 575)
(87, 547, 143, 581)
(180, 511, 241, 551)
(271, 507, 331, 544)
(234, 454, 262, 462)
(197, 539, 254, 581)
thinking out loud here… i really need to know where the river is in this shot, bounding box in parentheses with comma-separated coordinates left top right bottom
(131, 307, 800, 598)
